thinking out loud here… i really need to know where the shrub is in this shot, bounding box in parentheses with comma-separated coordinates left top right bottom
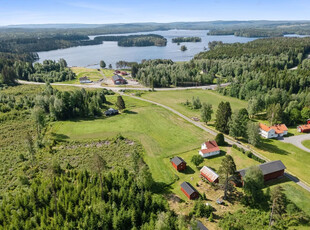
(246, 151, 253, 158)
(215, 133, 225, 146)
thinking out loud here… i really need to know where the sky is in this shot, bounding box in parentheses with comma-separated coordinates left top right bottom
(0, 0, 309, 26)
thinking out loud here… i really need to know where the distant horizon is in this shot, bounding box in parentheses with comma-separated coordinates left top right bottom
(2, 19, 310, 28)
(1, 0, 310, 26)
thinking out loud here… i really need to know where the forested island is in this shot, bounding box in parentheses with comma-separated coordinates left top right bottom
(172, 37, 201, 43)
(94, 34, 167, 47)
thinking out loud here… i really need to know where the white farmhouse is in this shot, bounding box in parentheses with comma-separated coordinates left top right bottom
(199, 140, 220, 158)
(259, 123, 288, 139)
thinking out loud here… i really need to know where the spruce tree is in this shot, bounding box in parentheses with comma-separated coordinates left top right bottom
(116, 96, 126, 111)
(215, 101, 232, 134)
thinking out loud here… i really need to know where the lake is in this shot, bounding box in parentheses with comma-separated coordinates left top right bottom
(37, 30, 257, 68)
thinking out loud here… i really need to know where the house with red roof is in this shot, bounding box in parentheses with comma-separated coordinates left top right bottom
(259, 123, 288, 139)
(297, 124, 310, 133)
(199, 140, 220, 158)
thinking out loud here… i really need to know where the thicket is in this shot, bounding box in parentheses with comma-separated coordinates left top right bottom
(172, 37, 201, 43)
(94, 34, 167, 47)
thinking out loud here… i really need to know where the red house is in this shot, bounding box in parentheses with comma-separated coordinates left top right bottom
(171, 157, 187, 171)
(297, 124, 310, 133)
(200, 166, 219, 183)
(181, 182, 199, 200)
(238, 160, 286, 185)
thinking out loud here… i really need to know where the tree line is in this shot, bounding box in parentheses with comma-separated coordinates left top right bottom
(94, 34, 167, 47)
(172, 37, 201, 43)
(0, 58, 76, 85)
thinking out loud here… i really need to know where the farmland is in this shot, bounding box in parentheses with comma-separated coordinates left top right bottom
(141, 89, 248, 120)
(51, 94, 211, 185)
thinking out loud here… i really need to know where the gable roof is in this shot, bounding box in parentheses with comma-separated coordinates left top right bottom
(171, 156, 186, 166)
(79, 76, 89, 81)
(298, 124, 310, 130)
(238, 160, 286, 178)
(259, 123, 288, 134)
(112, 75, 124, 81)
(201, 140, 220, 154)
(181, 182, 198, 196)
(200, 166, 219, 182)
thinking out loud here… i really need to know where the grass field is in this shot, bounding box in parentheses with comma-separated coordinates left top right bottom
(62, 67, 103, 84)
(254, 138, 310, 185)
(302, 140, 310, 149)
(141, 89, 248, 120)
(51, 95, 212, 185)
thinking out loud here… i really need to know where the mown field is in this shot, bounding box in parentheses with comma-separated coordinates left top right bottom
(62, 67, 103, 84)
(51, 95, 212, 185)
(254, 138, 310, 186)
(141, 89, 248, 120)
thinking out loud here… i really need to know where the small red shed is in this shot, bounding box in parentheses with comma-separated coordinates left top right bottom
(171, 156, 187, 171)
(200, 166, 219, 183)
(181, 182, 199, 200)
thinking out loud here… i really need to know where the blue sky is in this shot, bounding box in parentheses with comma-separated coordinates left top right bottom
(0, 0, 309, 25)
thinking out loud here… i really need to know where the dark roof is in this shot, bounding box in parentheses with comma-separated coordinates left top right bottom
(79, 76, 89, 81)
(238, 160, 286, 177)
(196, 221, 208, 230)
(171, 156, 186, 166)
(181, 182, 198, 195)
(112, 75, 124, 81)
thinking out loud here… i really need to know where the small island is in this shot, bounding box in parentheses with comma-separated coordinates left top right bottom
(94, 34, 167, 47)
(180, 45, 187, 51)
(172, 37, 201, 43)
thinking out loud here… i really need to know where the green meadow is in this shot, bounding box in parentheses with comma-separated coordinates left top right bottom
(51, 95, 212, 185)
(141, 89, 248, 119)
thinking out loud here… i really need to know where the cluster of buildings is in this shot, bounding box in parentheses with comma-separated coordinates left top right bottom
(259, 119, 310, 139)
(171, 140, 286, 200)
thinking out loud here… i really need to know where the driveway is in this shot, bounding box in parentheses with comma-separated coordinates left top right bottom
(280, 134, 310, 152)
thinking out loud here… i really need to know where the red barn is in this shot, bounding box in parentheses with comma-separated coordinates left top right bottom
(297, 124, 310, 133)
(171, 157, 187, 171)
(181, 182, 199, 200)
(238, 160, 286, 185)
(112, 75, 127, 85)
(200, 166, 219, 183)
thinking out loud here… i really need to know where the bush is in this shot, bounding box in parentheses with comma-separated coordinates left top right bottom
(190, 200, 213, 218)
(246, 151, 253, 158)
(215, 133, 225, 146)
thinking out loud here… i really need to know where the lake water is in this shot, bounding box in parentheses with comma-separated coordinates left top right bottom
(37, 30, 257, 68)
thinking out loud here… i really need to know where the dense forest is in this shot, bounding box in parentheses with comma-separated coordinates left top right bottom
(172, 37, 201, 43)
(0, 58, 76, 85)
(94, 34, 167, 47)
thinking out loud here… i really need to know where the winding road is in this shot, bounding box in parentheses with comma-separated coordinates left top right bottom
(19, 80, 310, 193)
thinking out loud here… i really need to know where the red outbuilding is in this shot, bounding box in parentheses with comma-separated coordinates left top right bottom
(171, 156, 187, 171)
(180, 182, 199, 200)
(238, 160, 286, 185)
(200, 166, 219, 183)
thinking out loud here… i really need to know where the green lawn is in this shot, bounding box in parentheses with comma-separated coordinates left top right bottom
(62, 67, 103, 84)
(141, 89, 248, 120)
(255, 138, 310, 185)
(266, 177, 310, 216)
(101, 69, 115, 77)
(51, 95, 212, 185)
(302, 140, 310, 149)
